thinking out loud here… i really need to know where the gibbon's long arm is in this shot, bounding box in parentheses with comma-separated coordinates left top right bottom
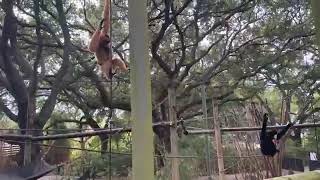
(88, 0, 110, 52)
(260, 113, 268, 140)
(276, 122, 293, 140)
(102, 0, 110, 35)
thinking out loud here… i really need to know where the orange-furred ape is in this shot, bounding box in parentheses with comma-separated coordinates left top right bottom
(88, 0, 127, 79)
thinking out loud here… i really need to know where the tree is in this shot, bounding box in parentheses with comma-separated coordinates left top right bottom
(0, 0, 319, 170)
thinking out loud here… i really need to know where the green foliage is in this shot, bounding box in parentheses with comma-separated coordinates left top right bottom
(262, 89, 282, 116)
(285, 139, 308, 160)
(0, 116, 17, 128)
(45, 120, 72, 165)
(69, 152, 132, 178)
(303, 128, 320, 154)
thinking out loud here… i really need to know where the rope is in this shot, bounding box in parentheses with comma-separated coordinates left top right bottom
(106, 0, 113, 179)
(90, 0, 116, 176)
(109, 0, 113, 57)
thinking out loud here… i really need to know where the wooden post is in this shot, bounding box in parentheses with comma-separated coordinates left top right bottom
(213, 99, 225, 180)
(128, 0, 154, 179)
(201, 85, 212, 178)
(168, 87, 180, 180)
(79, 121, 85, 174)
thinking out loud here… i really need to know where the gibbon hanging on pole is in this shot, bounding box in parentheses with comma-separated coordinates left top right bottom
(260, 113, 293, 157)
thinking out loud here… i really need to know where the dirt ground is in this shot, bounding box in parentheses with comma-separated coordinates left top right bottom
(39, 169, 306, 180)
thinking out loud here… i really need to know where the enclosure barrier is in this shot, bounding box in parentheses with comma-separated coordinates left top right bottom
(190, 123, 320, 134)
(267, 170, 320, 180)
(1, 123, 320, 141)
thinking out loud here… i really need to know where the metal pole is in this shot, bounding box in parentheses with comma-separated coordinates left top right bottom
(128, 0, 154, 179)
(201, 85, 213, 179)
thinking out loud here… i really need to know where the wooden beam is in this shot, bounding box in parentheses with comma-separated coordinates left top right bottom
(0, 121, 175, 141)
(189, 123, 320, 134)
(1, 123, 320, 141)
(0, 128, 130, 141)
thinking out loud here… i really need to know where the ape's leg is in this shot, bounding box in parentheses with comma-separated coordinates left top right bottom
(276, 123, 293, 140)
(112, 58, 127, 72)
(100, 60, 113, 79)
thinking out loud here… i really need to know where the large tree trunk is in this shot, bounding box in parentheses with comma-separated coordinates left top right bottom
(100, 134, 109, 156)
(153, 104, 171, 152)
(291, 128, 302, 145)
(1, 0, 30, 167)
(152, 104, 171, 170)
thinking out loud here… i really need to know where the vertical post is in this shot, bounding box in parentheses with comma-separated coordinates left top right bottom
(23, 139, 31, 166)
(311, 0, 320, 48)
(212, 100, 225, 180)
(201, 85, 212, 178)
(128, 0, 154, 179)
(168, 87, 180, 180)
(80, 122, 85, 174)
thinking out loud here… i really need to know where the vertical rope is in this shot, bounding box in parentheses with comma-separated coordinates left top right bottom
(108, 75, 113, 180)
(107, 0, 113, 179)
(108, 62, 113, 180)
(108, 112, 112, 180)
(109, 0, 113, 57)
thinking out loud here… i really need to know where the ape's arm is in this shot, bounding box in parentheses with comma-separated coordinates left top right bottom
(88, 0, 110, 53)
(260, 113, 268, 140)
(276, 122, 293, 140)
(102, 0, 110, 35)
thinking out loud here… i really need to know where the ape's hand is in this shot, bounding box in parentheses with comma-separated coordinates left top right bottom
(263, 113, 269, 121)
(288, 122, 294, 128)
(99, 18, 105, 30)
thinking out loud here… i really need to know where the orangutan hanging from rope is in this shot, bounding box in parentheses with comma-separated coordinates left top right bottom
(88, 0, 127, 80)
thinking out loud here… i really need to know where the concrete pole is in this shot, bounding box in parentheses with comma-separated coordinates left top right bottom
(311, 0, 320, 49)
(128, 0, 154, 179)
